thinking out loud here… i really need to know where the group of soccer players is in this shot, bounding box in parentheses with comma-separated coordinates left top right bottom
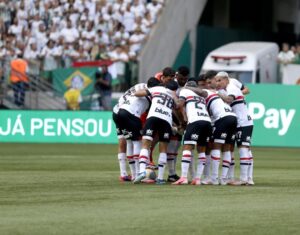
(113, 66, 254, 186)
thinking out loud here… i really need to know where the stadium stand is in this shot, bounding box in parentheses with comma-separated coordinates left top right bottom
(0, 0, 165, 109)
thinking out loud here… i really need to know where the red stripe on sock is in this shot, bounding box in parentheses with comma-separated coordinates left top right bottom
(127, 156, 133, 159)
(223, 160, 231, 164)
(183, 154, 192, 158)
(139, 156, 148, 160)
(211, 156, 220, 161)
(198, 157, 206, 160)
(240, 157, 252, 161)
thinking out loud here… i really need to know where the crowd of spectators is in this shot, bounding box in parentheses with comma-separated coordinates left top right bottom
(0, 0, 165, 87)
(277, 42, 300, 65)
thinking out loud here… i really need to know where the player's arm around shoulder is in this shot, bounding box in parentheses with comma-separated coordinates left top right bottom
(134, 89, 150, 97)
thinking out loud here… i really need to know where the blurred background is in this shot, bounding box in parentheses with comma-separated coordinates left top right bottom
(1, 0, 300, 110)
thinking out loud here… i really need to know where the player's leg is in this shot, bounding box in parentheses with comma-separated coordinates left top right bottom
(172, 144, 193, 185)
(248, 148, 254, 185)
(133, 118, 156, 184)
(155, 119, 172, 185)
(203, 141, 212, 181)
(166, 135, 180, 182)
(112, 112, 130, 181)
(236, 125, 253, 185)
(220, 144, 231, 185)
(227, 144, 236, 182)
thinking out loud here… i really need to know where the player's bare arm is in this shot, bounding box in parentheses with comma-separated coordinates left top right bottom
(185, 86, 208, 98)
(242, 86, 250, 95)
(218, 93, 234, 104)
(134, 89, 149, 97)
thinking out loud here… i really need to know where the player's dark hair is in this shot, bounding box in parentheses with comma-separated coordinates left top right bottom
(185, 81, 197, 87)
(165, 80, 178, 91)
(162, 67, 175, 77)
(187, 77, 198, 83)
(147, 77, 161, 88)
(177, 66, 190, 76)
(205, 70, 218, 79)
(198, 74, 206, 81)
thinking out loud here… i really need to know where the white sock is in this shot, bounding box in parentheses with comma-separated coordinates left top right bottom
(203, 153, 211, 178)
(195, 152, 206, 179)
(167, 154, 176, 176)
(157, 153, 167, 180)
(127, 155, 135, 177)
(211, 149, 221, 181)
(189, 152, 195, 179)
(139, 148, 149, 173)
(227, 152, 235, 179)
(118, 152, 127, 177)
(126, 140, 135, 177)
(181, 150, 192, 178)
(221, 151, 231, 179)
(248, 149, 253, 180)
(239, 147, 249, 181)
(133, 141, 141, 178)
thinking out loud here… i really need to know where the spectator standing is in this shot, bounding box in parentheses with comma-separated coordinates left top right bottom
(109, 44, 129, 90)
(10, 54, 28, 106)
(94, 65, 112, 111)
(40, 39, 59, 81)
(23, 41, 41, 77)
(277, 42, 295, 65)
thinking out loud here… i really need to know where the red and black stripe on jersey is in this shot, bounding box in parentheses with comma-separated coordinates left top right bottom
(205, 93, 220, 113)
(230, 95, 245, 107)
(181, 95, 204, 105)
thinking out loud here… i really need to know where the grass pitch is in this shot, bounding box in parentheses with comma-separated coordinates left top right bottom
(0, 144, 299, 235)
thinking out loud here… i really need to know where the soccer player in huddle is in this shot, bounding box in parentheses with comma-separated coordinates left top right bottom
(216, 72, 254, 185)
(113, 78, 160, 181)
(172, 80, 212, 185)
(133, 79, 179, 184)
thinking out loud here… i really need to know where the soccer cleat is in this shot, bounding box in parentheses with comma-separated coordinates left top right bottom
(228, 180, 248, 186)
(167, 174, 180, 182)
(201, 178, 213, 185)
(156, 179, 166, 185)
(219, 178, 228, 186)
(211, 178, 220, 185)
(247, 178, 255, 186)
(147, 162, 158, 170)
(172, 177, 188, 185)
(119, 175, 132, 182)
(190, 178, 201, 185)
(141, 178, 156, 184)
(133, 171, 146, 184)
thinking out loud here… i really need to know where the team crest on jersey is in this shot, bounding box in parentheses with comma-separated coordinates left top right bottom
(191, 134, 199, 140)
(146, 129, 153, 135)
(221, 133, 227, 139)
(164, 133, 169, 139)
(126, 131, 133, 138)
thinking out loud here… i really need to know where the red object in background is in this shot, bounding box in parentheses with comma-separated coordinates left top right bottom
(72, 60, 113, 68)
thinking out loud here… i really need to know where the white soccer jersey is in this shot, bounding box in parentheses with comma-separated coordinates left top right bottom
(204, 89, 236, 124)
(120, 95, 150, 118)
(229, 78, 244, 90)
(179, 88, 211, 124)
(225, 84, 253, 127)
(147, 86, 175, 126)
(114, 83, 148, 114)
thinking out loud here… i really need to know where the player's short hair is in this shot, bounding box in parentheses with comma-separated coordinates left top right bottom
(162, 67, 175, 77)
(205, 70, 218, 79)
(187, 77, 198, 83)
(147, 77, 161, 88)
(177, 66, 190, 76)
(198, 74, 206, 82)
(165, 80, 178, 91)
(185, 81, 197, 87)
